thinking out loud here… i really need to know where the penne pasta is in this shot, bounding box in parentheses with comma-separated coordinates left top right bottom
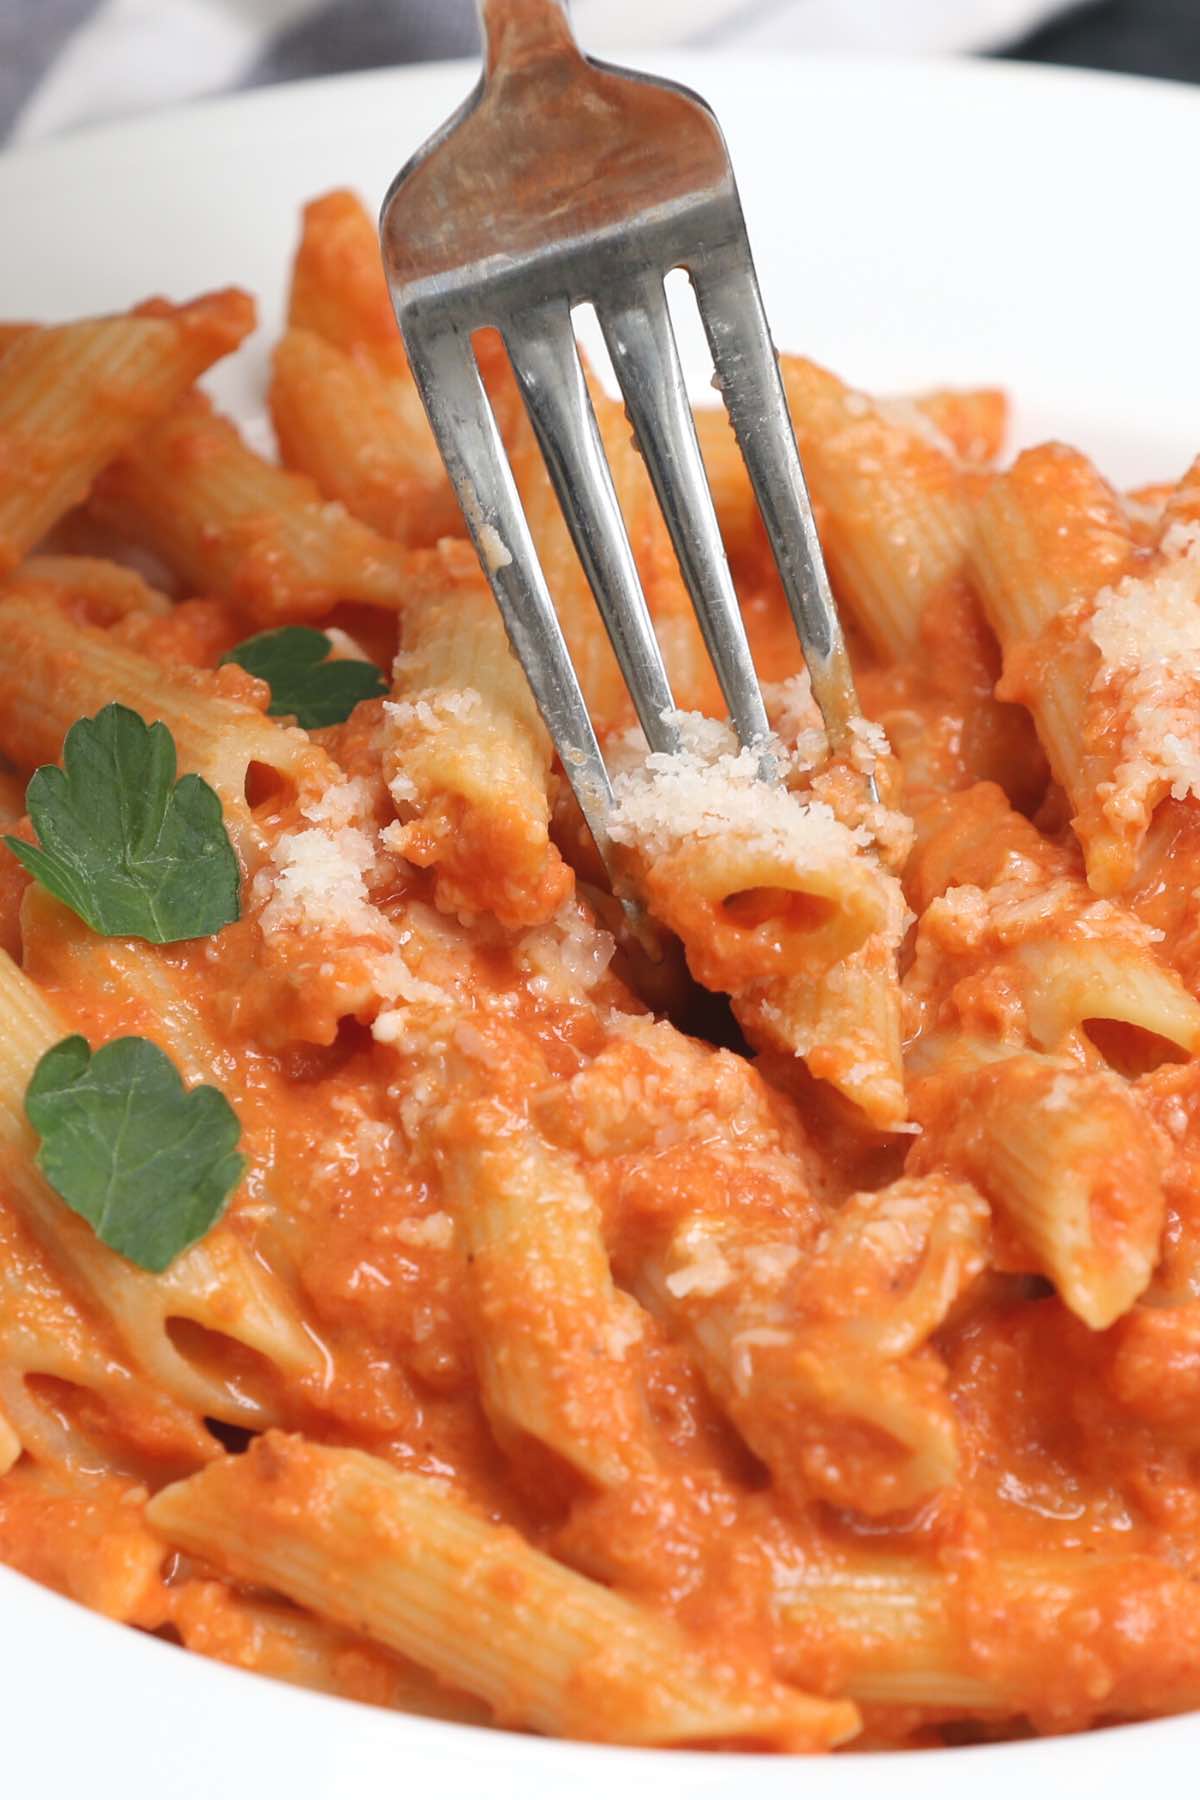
(428, 1028, 654, 1489)
(14, 554, 173, 621)
(0, 291, 254, 575)
(0, 1403, 19, 1476)
(287, 189, 404, 362)
(905, 781, 1200, 1066)
(778, 356, 974, 659)
(270, 328, 463, 547)
(641, 1174, 986, 1517)
(9, 195, 1200, 1757)
(160, 1582, 493, 1724)
(90, 391, 413, 623)
(147, 1434, 858, 1750)
(777, 1552, 1200, 1726)
(0, 586, 327, 859)
(908, 385, 1008, 467)
(382, 539, 572, 927)
(0, 945, 324, 1425)
(737, 918, 908, 1130)
(967, 443, 1189, 895)
(607, 717, 900, 994)
(909, 1048, 1165, 1330)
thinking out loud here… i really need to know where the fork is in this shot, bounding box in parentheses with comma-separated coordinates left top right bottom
(379, 0, 864, 885)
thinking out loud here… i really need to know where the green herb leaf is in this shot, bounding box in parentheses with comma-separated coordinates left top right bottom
(26, 1035, 245, 1272)
(5, 703, 240, 944)
(222, 626, 388, 729)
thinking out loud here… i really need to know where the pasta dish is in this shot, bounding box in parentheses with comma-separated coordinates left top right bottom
(1, 188, 1200, 1753)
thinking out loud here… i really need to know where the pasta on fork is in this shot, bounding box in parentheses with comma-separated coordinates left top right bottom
(4, 187, 1200, 1753)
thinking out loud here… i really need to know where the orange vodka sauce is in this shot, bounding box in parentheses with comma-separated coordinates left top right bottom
(4, 197, 1200, 1750)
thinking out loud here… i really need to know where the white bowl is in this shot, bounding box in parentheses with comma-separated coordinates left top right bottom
(2, 49, 1199, 1797)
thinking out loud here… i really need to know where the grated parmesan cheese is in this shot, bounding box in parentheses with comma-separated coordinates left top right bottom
(665, 1233, 736, 1300)
(394, 1212, 455, 1250)
(761, 672, 824, 766)
(730, 1327, 793, 1396)
(385, 689, 484, 734)
(519, 898, 616, 1000)
(599, 1292, 646, 1361)
(254, 824, 381, 938)
(847, 715, 890, 777)
(300, 775, 374, 831)
(742, 1243, 802, 1285)
(1087, 523, 1200, 814)
(608, 710, 868, 869)
(477, 522, 512, 574)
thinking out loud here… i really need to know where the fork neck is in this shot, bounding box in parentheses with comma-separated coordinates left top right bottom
(477, 0, 581, 81)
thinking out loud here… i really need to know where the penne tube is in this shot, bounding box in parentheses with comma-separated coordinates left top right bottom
(737, 922, 908, 1131)
(905, 781, 1200, 1068)
(694, 384, 1006, 584)
(0, 947, 323, 1424)
(777, 1552, 1200, 1725)
(433, 1075, 654, 1490)
(908, 385, 1008, 467)
(1017, 937, 1200, 1064)
(777, 1559, 1003, 1710)
(604, 712, 906, 1015)
(971, 443, 1135, 645)
(90, 391, 413, 623)
(0, 589, 328, 860)
(633, 828, 888, 990)
(287, 189, 405, 361)
(0, 1177, 213, 1476)
(635, 1175, 986, 1518)
(0, 1401, 20, 1475)
(778, 356, 974, 658)
(285, 190, 520, 469)
(14, 554, 173, 621)
(910, 1051, 1164, 1330)
(147, 1434, 858, 1750)
(0, 291, 254, 575)
(607, 719, 901, 999)
(968, 443, 1174, 894)
(382, 539, 573, 927)
(1161, 452, 1200, 536)
(163, 1582, 493, 1724)
(270, 328, 462, 547)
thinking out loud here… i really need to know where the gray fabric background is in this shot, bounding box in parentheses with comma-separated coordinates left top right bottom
(252, 0, 480, 87)
(5, 0, 1200, 144)
(2, 0, 97, 138)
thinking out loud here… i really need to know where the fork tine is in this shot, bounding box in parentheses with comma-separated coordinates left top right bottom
(691, 250, 862, 754)
(400, 317, 617, 861)
(599, 279, 773, 764)
(502, 298, 680, 758)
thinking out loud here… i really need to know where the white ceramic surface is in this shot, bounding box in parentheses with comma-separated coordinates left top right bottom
(1, 49, 1198, 1798)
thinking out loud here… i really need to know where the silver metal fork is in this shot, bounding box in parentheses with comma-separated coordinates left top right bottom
(380, 0, 863, 882)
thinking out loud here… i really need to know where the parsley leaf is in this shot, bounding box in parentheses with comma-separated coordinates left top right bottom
(5, 703, 240, 944)
(222, 627, 388, 729)
(26, 1035, 245, 1273)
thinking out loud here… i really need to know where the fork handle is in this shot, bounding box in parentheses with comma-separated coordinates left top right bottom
(477, 0, 579, 78)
